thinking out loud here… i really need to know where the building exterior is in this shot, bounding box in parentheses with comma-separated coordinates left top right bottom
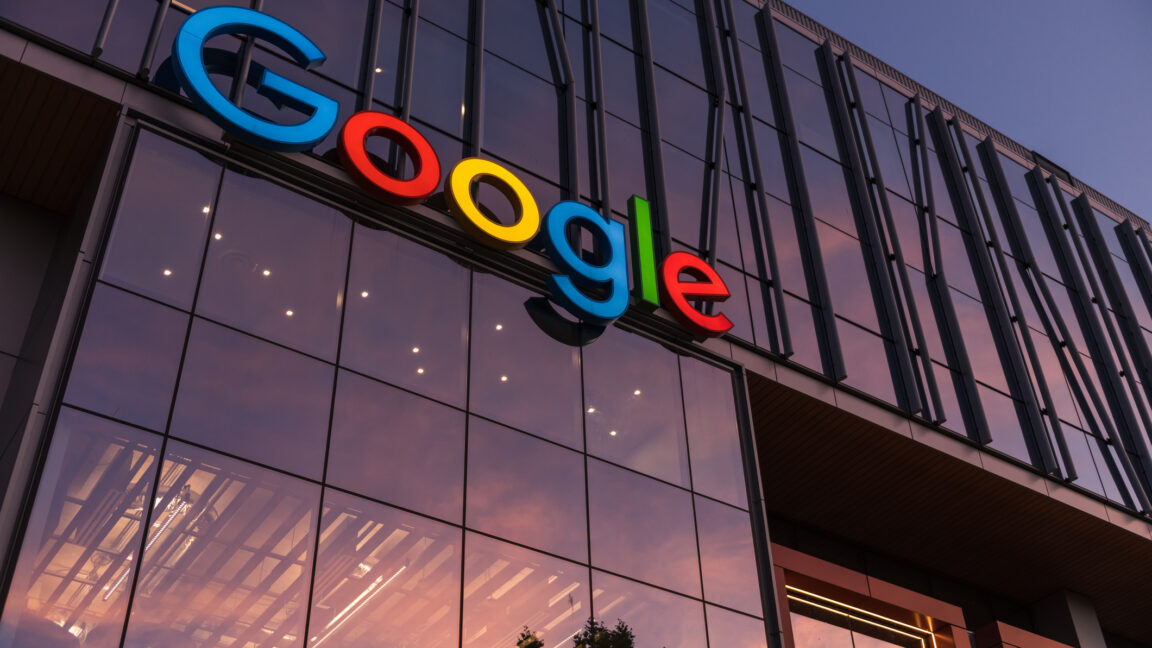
(0, 1, 1149, 647)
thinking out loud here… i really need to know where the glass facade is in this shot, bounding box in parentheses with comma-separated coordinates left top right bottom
(2, 0, 1152, 646)
(0, 130, 764, 647)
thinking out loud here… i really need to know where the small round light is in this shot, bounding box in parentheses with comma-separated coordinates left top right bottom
(162, 269, 172, 276)
(412, 347, 420, 354)
(374, 67, 383, 73)
(609, 430, 617, 437)
(213, 232, 222, 240)
(500, 375, 508, 382)
(633, 389, 642, 396)
(495, 324, 503, 331)
(285, 310, 294, 317)
(587, 407, 596, 414)
(361, 291, 369, 298)
(417, 368, 424, 374)
(263, 269, 271, 277)
(202, 206, 211, 214)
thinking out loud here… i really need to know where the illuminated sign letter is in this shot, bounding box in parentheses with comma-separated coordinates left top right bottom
(172, 6, 339, 151)
(445, 158, 540, 250)
(542, 201, 629, 325)
(339, 111, 441, 205)
(660, 251, 734, 338)
(627, 195, 659, 312)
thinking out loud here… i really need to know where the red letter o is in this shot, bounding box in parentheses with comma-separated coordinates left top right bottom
(338, 111, 441, 205)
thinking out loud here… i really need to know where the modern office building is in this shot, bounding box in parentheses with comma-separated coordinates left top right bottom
(0, 0, 1149, 647)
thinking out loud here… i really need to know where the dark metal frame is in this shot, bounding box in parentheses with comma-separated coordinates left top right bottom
(937, 125, 1056, 472)
(839, 55, 942, 421)
(819, 43, 920, 414)
(757, 8, 845, 380)
(906, 96, 988, 439)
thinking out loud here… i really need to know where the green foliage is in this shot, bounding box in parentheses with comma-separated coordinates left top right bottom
(517, 626, 544, 648)
(572, 618, 635, 648)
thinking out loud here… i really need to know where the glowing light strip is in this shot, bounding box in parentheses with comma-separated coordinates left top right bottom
(312, 565, 407, 647)
(787, 595, 926, 647)
(786, 586, 940, 648)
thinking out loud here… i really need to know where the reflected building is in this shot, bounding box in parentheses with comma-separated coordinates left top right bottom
(0, 1, 1148, 648)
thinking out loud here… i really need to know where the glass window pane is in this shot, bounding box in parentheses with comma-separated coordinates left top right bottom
(784, 293, 822, 372)
(466, 418, 587, 562)
(838, 319, 896, 405)
(718, 262, 756, 343)
(708, 605, 768, 648)
(0, 0, 101, 52)
(773, 21, 820, 84)
(816, 221, 878, 331)
(0, 409, 159, 648)
(695, 496, 760, 615)
(753, 121, 791, 203)
(584, 326, 689, 486)
(483, 55, 562, 184)
(768, 195, 806, 298)
(469, 273, 583, 449)
(368, 0, 406, 108)
(169, 319, 334, 480)
(648, 0, 705, 87)
(100, 131, 221, 310)
(485, 0, 553, 80)
(420, 0, 470, 37)
(587, 459, 699, 596)
(803, 147, 857, 237)
(65, 283, 187, 432)
(342, 226, 470, 407)
(951, 289, 1008, 394)
(868, 119, 912, 199)
(411, 22, 470, 139)
(328, 370, 465, 523)
(602, 38, 642, 126)
(786, 71, 837, 159)
(606, 115, 650, 214)
(662, 143, 707, 249)
(461, 533, 589, 648)
(655, 67, 710, 158)
(979, 385, 1031, 464)
(308, 489, 461, 648)
(790, 609, 853, 648)
(591, 570, 706, 648)
(598, 0, 634, 50)
(262, 0, 371, 88)
(681, 357, 746, 507)
(122, 441, 319, 648)
(741, 43, 776, 128)
(197, 170, 351, 361)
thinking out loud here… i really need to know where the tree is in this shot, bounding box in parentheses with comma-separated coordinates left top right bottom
(572, 618, 635, 648)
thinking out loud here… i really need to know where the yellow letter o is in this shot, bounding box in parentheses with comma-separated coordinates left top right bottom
(445, 157, 540, 250)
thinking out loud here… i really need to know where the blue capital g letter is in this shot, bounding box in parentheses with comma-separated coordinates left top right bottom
(543, 202, 630, 325)
(172, 7, 339, 152)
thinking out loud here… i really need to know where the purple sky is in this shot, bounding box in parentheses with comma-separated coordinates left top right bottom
(781, 0, 1152, 221)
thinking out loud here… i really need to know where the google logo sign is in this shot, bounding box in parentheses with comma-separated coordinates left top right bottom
(173, 7, 733, 339)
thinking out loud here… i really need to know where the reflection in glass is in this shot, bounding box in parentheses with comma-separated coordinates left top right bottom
(100, 131, 221, 310)
(308, 490, 461, 648)
(648, 0, 705, 87)
(122, 441, 319, 648)
(785, 71, 837, 158)
(681, 358, 745, 507)
(483, 55, 562, 184)
(65, 283, 188, 432)
(0, 409, 159, 648)
(708, 605, 768, 648)
(789, 610, 852, 648)
(979, 384, 1031, 464)
(411, 21, 470, 139)
(587, 459, 700, 596)
(462, 534, 588, 648)
(469, 274, 582, 449)
(838, 319, 896, 406)
(342, 225, 470, 407)
(170, 319, 334, 480)
(584, 327, 689, 486)
(466, 418, 588, 562)
(197, 170, 351, 360)
(816, 221, 878, 331)
(328, 371, 465, 523)
(592, 571, 706, 648)
(485, 0, 553, 80)
(262, 0, 370, 88)
(695, 497, 760, 615)
(655, 67, 710, 158)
